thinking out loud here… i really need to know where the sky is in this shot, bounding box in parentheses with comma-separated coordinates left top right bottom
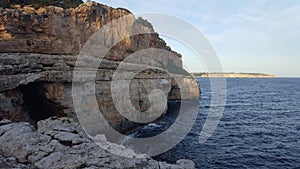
(89, 0, 300, 77)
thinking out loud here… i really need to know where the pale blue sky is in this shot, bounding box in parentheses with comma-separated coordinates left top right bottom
(90, 0, 300, 77)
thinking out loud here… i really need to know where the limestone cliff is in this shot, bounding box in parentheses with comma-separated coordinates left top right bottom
(0, 1, 199, 133)
(0, 2, 200, 168)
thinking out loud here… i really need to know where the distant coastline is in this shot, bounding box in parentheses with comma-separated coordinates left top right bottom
(192, 72, 276, 78)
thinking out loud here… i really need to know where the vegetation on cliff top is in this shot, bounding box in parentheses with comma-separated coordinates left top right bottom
(136, 17, 154, 29)
(0, 0, 84, 9)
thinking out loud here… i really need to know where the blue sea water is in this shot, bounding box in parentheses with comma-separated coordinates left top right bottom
(134, 78, 300, 168)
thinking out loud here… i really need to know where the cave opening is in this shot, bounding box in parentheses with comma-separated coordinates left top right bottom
(20, 83, 65, 124)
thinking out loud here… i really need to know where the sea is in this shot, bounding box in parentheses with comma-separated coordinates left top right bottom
(130, 78, 300, 169)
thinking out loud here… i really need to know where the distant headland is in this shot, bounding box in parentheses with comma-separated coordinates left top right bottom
(192, 72, 276, 78)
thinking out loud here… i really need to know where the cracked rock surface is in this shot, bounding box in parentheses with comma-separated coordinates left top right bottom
(0, 117, 194, 169)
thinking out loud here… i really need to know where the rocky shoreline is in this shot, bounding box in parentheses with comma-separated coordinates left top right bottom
(0, 117, 194, 169)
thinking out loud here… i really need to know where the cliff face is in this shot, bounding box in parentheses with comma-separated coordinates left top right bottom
(0, 3, 131, 55)
(0, 2, 199, 133)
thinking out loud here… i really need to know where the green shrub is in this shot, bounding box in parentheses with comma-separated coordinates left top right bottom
(136, 17, 153, 29)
